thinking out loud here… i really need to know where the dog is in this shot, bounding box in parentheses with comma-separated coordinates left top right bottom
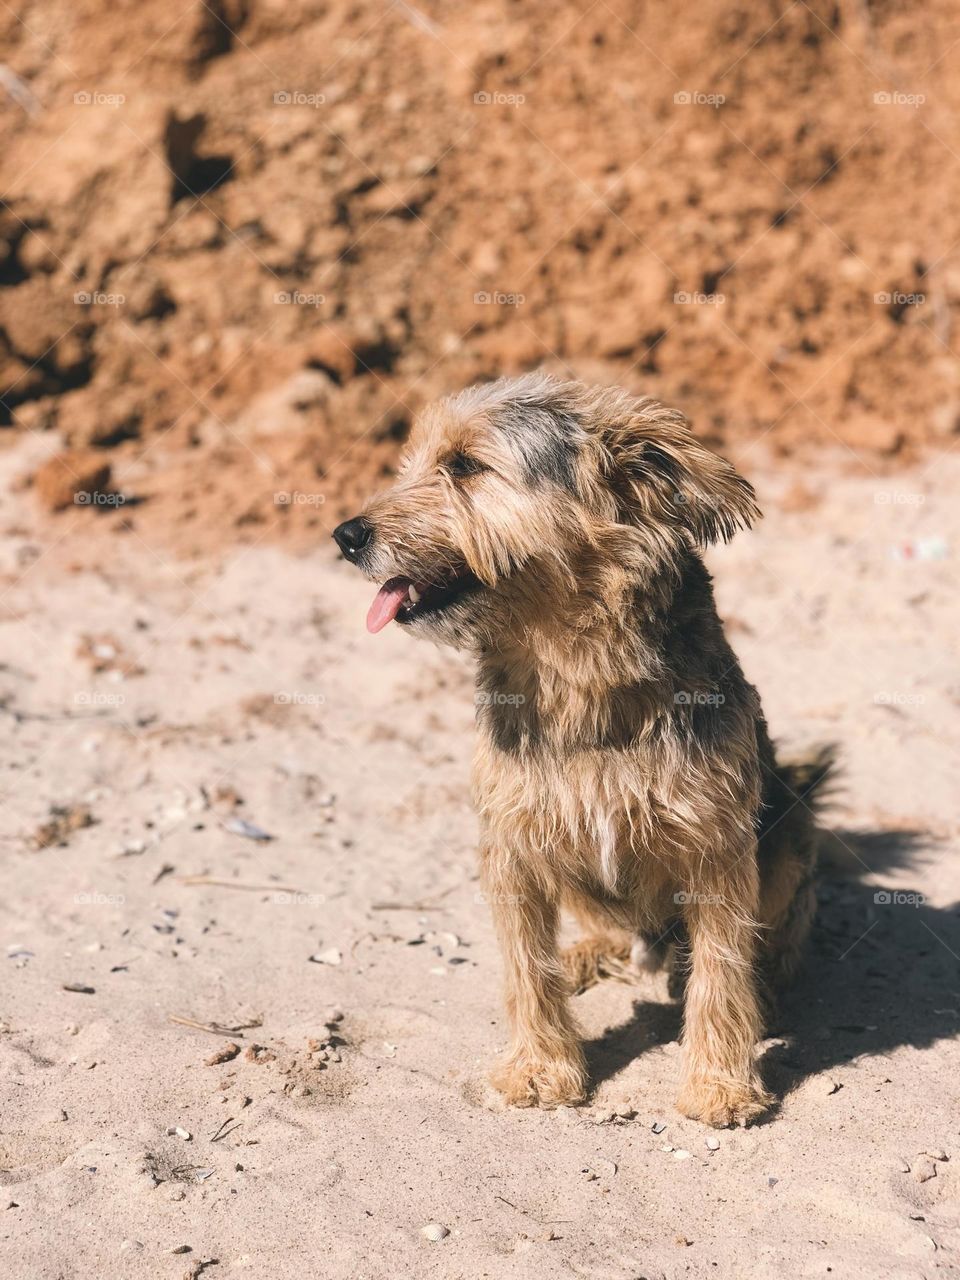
(333, 373, 830, 1127)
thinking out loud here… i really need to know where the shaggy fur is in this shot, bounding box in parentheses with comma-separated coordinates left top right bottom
(334, 373, 830, 1127)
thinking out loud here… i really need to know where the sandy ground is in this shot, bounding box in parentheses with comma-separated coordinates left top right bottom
(1, 434, 959, 1280)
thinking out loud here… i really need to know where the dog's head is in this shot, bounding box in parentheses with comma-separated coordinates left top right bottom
(333, 373, 759, 647)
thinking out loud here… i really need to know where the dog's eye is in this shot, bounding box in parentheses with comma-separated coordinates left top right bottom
(444, 452, 487, 480)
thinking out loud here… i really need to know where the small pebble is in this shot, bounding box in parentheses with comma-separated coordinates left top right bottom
(673, 1149, 692, 1161)
(309, 948, 342, 966)
(652, 1120, 667, 1134)
(171, 1245, 192, 1255)
(615, 1105, 636, 1120)
(705, 1136, 720, 1151)
(167, 1126, 192, 1141)
(923, 1148, 948, 1162)
(421, 1223, 449, 1242)
(119, 1240, 144, 1252)
(204, 1042, 241, 1066)
(223, 815, 274, 841)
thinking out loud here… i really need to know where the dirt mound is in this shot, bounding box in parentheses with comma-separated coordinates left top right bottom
(2, 0, 957, 552)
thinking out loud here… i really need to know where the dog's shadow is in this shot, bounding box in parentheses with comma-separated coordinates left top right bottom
(584, 825, 960, 1102)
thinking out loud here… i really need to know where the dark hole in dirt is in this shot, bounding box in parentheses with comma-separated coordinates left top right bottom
(305, 358, 343, 386)
(0, 336, 94, 425)
(353, 337, 401, 375)
(164, 112, 234, 204)
(90, 417, 142, 449)
(0, 234, 29, 287)
(376, 415, 411, 444)
(812, 146, 841, 186)
(172, 155, 234, 202)
(701, 269, 725, 295)
(638, 329, 667, 374)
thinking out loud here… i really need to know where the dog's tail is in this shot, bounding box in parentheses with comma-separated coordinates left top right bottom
(758, 743, 838, 988)
(774, 743, 838, 818)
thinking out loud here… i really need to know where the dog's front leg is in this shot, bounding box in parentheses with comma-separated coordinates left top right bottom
(675, 863, 772, 1128)
(482, 846, 587, 1108)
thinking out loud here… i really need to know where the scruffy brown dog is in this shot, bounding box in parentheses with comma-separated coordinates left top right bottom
(334, 373, 829, 1127)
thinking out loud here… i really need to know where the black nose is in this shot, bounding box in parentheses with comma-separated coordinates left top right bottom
(333, 516, 373, 558)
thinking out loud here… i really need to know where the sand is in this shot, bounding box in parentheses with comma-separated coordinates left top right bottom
(0, 429, 958, 1279)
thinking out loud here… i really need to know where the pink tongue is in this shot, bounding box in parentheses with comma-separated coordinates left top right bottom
(366, 579, 411, 634)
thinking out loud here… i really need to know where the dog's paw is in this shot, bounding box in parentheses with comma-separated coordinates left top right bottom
(490, 1048, 587, 1108)
(675, 1076, 772, 1128)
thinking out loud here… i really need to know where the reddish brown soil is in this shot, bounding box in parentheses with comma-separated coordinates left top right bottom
(2, 0, 958, 552)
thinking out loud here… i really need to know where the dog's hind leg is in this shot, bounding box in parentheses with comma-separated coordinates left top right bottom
(675, 856, 772, 1128)
(483, 845, 587, 1108)
(558, 891, 637, 993)
(560, 933, 635, 993)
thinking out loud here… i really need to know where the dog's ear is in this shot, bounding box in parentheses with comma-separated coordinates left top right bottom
(602, 405, 760, 546)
